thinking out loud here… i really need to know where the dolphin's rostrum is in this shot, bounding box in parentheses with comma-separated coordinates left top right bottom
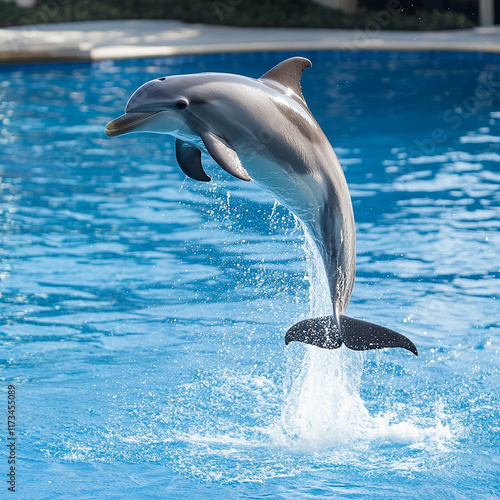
(106, 57, 418, 356)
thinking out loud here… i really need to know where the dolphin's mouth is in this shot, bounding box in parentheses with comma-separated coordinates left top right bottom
(105, 111, 161, 137)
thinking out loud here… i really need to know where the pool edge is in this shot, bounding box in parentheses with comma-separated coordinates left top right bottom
(2, 20, 500, 65)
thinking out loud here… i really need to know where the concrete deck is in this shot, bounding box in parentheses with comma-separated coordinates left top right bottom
(1, 20, 500, 64)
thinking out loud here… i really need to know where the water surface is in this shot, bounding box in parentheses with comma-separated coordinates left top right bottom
(0, 51, 499, 499)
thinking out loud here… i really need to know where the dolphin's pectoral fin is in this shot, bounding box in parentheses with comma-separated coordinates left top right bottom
(285, 316, 342, 350)
(259, 57, 312, 102)
(340, 315, 418, 356)
(201, 131, 251, 182)
(175, 138, 211, 182)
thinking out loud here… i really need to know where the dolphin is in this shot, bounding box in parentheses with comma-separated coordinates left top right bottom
(105, 57, 418, 356)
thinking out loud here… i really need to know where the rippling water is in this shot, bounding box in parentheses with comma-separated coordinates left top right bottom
(1, 52, 499, 499)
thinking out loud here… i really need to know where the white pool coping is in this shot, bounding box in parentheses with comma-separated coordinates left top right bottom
(1, 20, 500, 64)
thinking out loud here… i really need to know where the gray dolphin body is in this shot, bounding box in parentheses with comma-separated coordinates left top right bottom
(105, 57, 417, 356)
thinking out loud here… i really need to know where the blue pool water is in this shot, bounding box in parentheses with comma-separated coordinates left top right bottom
(1, 51, 499, 499)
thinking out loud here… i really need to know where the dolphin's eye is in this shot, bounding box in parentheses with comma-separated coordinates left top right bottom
(175, 99, 188, 110)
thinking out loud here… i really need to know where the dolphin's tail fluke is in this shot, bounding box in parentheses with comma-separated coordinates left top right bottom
(284, 316, 342, 350)
(285, 315, 418, 356)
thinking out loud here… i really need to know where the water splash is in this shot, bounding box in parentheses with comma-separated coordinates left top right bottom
(279, 347, 368, 447)
(274, 233, 454, 451)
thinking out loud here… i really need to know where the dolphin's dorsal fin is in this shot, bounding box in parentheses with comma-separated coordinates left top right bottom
(259, 57, 312, 102)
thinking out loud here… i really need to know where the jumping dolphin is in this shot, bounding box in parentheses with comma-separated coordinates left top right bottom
(105, 57, 418, 356)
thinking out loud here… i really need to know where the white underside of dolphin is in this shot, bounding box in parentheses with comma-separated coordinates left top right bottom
(105, 57, 417, 356)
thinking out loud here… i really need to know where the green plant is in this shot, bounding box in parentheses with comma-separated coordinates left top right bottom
(0, 0, 476, 30)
